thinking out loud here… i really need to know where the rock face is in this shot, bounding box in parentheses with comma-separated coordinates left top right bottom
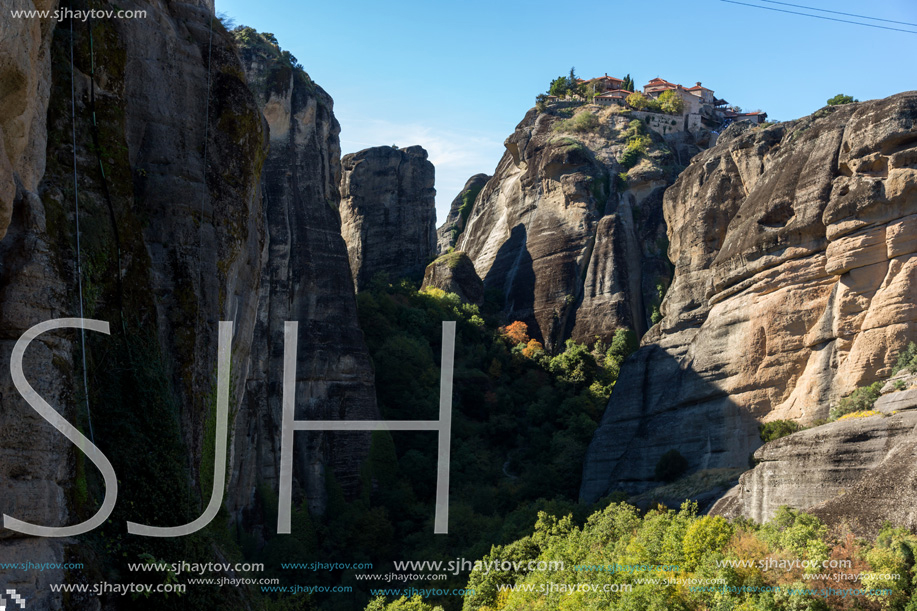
(456, 105, 695, 350)
(711, 378, 917, 537)
(436, 173, 490, 253)
(1, 2, 265, 606)
(232, 32, 379, 519)
(0, 13, 377, 607)
(340, 145, 436, 290)
(581, 92, 917, 503)
(0, 0, 58, 240)
(420, 251, 484, 304)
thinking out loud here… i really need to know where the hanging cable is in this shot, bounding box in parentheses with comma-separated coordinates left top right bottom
(70, 14, 95, 444)
(720, 0, 917, 34)
(758, 0, 917, 28)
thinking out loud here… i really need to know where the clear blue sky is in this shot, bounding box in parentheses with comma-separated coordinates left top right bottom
(216, 0, 917, 224)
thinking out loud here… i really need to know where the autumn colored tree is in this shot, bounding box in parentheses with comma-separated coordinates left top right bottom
(521, 339, 545, 358)
(501, 321, 530, 345)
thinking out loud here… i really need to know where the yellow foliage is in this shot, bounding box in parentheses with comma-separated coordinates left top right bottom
(837, 410, 881, 420)
(522, 339, 544, 358)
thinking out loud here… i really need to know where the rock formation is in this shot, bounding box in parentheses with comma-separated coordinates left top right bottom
(581, 92, 917, 504)
(711, 371, 917, 536)
(436, 173, 490, 253)
(456, 105, 697, 350)
(0, 0, 58, 240)
(339, 145, 436, 290)
(0, 12, 377, 606)
(232, 31, 379, 519)
(1, 2, 265, 605)
(420, 251, 484, 304)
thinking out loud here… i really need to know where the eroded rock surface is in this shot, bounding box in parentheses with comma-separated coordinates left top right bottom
(421, 251, 484, 304)
(1, 2, 265, 606)
(582, 92, 917, 503)
(340, 145, 436, 290)
(0, 0, 58, 240)
(0, 13, 378, 606)
(436, 173, 490, 253)
(232, 34, 379, 519)
(456, 105, 693, 350)
(711, 378, 917, 536)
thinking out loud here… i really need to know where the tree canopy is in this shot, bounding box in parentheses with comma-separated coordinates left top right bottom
(827, 93, 858, 105)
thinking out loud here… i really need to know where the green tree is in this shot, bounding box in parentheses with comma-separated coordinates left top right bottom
(548, 76, 570, 97)
(894, 342, 917, 374)
(626, 92, 649, 110)
(657, 90, 685, 114)
(655, 449, 688, 482)
(683, 516, 734, 569)
(549, 339, 598, 387)
(830, 381, 884, 420)
(760, 419, 801, 443)
(621, 73, 635, 92)
(568, 66, 578, 87)
(535, 93, 548, 112)
(827, 93, 858, 105)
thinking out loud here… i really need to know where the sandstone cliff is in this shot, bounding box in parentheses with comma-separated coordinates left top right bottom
(232, 30, 379, 520)
(711, 372, 917, 536)
(1, 2, 265, 605)
(420, 250, 484, 304)
(436, 172, 490, 253)
(0, 0, 58, 241)
(340, 145, 436, 290)
(455, 105, 699, 351)
(0, 10, 376, 607)
(581, 92, 917, 503)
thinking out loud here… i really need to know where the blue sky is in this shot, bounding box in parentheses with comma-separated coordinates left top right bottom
(216, 0, 917, 223)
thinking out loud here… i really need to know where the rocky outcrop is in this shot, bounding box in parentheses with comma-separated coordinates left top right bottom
(1, 2, 266, 606)
(339, 145, 436, 290)
(0, 11, 378, 607)
(0, 0, 58, 240)
(436, 173, 490, 253)
(420, 251, 484, 304)
(232, 31, 379, 519)
(711, 378, 917, 536)
(581, 92, 917, 503)
(456, 105, 694, 350)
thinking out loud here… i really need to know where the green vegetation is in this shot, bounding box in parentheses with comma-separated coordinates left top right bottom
(619, 120, 652, 170)
(553, 111, 599, 133)
(830, 381, 885, 421)
(458, 183, 485, 226)
(535, 93, 549, 112)
(760, 420, 802, 443)
(621, 74, 635, 93)
(827, 93, 859, 106)
(547, 67, 585, 99)
(368, 596, 443, 611)
(624, 91, 683, 114)
(626, 92, 650, 111)
(655, 449, 688, 482)
(430, 250, 467, 270)
(657, 90, 685, 114)
(893, 342, 917, 375)
(447, 504, 917, 611)
(647, 279, 667, 325)
(301, 281, 640, 608)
